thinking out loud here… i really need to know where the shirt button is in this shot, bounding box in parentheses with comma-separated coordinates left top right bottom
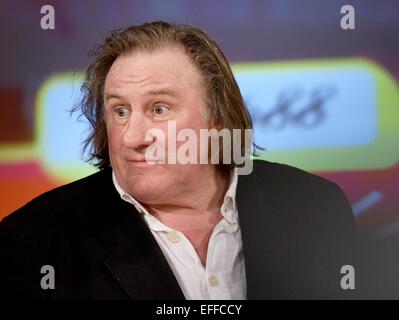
(208, 275, 219, 287)
(167, 231, 181, 243)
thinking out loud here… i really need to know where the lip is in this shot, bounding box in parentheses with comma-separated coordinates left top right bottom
(127, 159, 157, 166)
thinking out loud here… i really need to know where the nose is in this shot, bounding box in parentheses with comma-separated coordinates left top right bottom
(122, 111, 153, 151)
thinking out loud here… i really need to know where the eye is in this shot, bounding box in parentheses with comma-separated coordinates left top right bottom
(114, 106, 129, 118)
(152, 105, 169, 115)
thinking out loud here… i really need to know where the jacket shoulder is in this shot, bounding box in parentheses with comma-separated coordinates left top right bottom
(251, 159, 337, 189)
(0, 168, 112, 240)
(246, 159, 355, 233)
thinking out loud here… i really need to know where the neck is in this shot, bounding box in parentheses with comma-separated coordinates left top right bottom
(143, 165, 231, 232)
(143, 165, 231, 268)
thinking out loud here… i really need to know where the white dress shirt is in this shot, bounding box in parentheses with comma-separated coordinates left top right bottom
(112, 170, 246, 300)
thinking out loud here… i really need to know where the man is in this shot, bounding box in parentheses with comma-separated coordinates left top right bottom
(0, 21, 356, 299)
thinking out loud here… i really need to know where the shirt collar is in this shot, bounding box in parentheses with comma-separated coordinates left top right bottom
(112, 169, 239, 226)
(112, 171, 148, 215)
(220, 169, 239, 224)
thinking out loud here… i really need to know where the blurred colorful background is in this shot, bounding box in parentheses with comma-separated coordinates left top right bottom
(0, 0, 398, 237)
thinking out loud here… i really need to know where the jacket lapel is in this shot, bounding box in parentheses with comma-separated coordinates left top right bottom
(97, 172, 184, 300)
(236, 162, 277, 299)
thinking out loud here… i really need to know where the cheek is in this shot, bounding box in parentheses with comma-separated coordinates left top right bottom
(106, 125, 123, 157)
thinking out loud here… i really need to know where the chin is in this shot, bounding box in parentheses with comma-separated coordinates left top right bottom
(126, 176, 168, 203)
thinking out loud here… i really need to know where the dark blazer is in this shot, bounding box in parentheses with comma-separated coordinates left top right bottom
(0, 160, 357, 299)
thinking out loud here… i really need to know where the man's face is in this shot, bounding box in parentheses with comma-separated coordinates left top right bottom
(104, 47, 212, 204)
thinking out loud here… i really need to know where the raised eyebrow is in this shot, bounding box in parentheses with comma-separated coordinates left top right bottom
(147, 88, 178, 97)
(104, 93, 126, 102)
(104, 89, 177, 102)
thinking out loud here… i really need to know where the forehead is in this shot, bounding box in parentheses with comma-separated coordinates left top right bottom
(104, 47, 203, 94)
